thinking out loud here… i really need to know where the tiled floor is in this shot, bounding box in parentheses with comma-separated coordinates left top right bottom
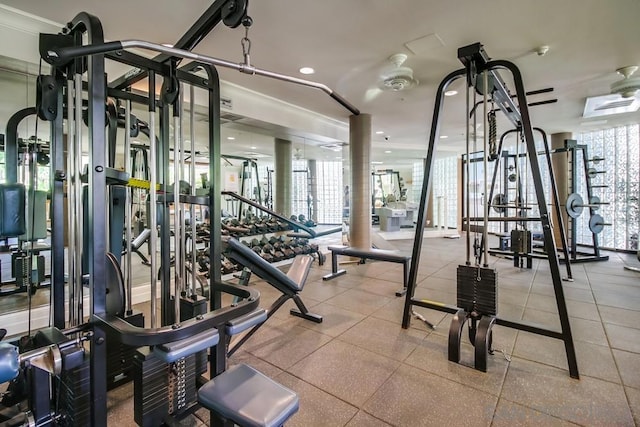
(108, 235, 640, 426)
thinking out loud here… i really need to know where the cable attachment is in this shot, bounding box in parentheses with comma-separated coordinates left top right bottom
(241, 16, 253, 69)
(488, 108, 497, 161)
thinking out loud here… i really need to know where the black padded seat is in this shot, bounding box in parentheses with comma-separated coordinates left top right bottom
(198, 363, 299, 427)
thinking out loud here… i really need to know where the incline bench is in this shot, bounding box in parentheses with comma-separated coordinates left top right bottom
(223, 237, 323, 356)
(322, 245, 412, 297)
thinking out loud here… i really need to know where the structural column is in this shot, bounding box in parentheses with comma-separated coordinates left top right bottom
(274, 138, 292, 217)
(349, 114, 371, 249)
(551, 132, 571, 244)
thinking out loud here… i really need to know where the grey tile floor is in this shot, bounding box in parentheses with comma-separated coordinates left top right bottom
(109, 235, 640, 426)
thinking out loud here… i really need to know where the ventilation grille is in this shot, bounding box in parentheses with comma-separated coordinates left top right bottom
(583, 94, 640, 118)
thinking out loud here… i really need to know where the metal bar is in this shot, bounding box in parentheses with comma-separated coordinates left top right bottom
(4, 107, 36, 184)
(160, 102, 172, 325)
(74, 71, 84, 325)
(402, 68, 466, 330)
(482, 71, 489, 267)
(491, 59, 579, 379)
(47, 39, 360, 116)
(66, 79, 76, 327)
(535, 127, 573, 280)
(124, 99, 133, 313)
(465, 79, 471, 265)
(148, 71, 158, 328)
(582, 146, 602, 257)
(189, 84, 197, 298)
(50, 72, 65, 329)
(468, 216, 541, 222)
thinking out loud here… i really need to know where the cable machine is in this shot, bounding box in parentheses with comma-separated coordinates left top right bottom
(0, 2, 361, 426)
(402, 42, 579, 379)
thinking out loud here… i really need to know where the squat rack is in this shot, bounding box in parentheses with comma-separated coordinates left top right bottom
(402, 43, 579, 379)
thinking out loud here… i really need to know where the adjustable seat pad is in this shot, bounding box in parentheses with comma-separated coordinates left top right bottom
(226, 309, 268, 336)
(153, 329, 219, 363)
(198, 363, 299, 427)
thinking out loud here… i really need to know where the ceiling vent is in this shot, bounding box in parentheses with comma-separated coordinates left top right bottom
(583, 93, 640, 118)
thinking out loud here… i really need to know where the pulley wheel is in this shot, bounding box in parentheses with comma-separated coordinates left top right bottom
(565, 193, 584, 219)
(491, 193, 507, 214)
(590, 195, 601, 211)
(105, 252, 126, 317)
(589, 214, 605, 234)
(222, 0, 249, 28)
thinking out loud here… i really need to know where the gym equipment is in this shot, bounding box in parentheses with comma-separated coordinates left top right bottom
(322, 245, 415, 301)
(223, 236, 322, 356)
(565, 193, 608, 219)
(402, 42, 579, 379)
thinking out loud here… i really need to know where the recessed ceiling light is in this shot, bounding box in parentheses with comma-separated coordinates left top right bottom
(440, 135, 448, 139)
(444, 90, 458, 96)
(250, 146, 257, 149)
(384, 150, 392, 154)
(227, 136, 235, 140)
(376, 131, 385, 135)
(299, 67, 315, 75)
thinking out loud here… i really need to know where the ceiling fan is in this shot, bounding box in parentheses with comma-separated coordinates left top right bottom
(363, 53, 419, 103)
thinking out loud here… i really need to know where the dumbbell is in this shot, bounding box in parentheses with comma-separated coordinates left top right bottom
(565, 193, 609, 218)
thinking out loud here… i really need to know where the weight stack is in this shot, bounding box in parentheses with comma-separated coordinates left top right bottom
(12, 254, 45, 287)
(180, 296, 208, 376)
(107, 310, 145, 389)
(134, 347, 168, 427)
(510, 229, 532, 254)
(57, 356, 91, 426)
(168, 354, 197, 416)
(456, 265, 498, 316)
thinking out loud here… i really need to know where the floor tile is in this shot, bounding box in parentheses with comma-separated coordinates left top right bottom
(600, 305, 640, 330)
(512, 333, 620, 383)
(301, 280, 351, 302)
(491, 398, 580, 426)
(228, 350, 283, 378)
(324, 288, 393, 315)
(345, 411, 392, 427)
(289, 340, 399, 407)
(288, 302, 367, 337)
(243, 323, 332, 369)
(337, 316, 428, 361)
(612, 349, 640, 389)
(354, 277, 403, 297)
(276, 372, 358, 427)
(501, 357, 634, 425)
(404, 332, 509, 395)
(363, 364, 497, 426)
(605, 323, 640, 353)
(371, 298, 447, 331)
(627, 386, 640, 426)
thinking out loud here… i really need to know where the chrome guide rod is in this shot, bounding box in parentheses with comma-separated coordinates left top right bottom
(483, 71, 489, 267)
(189, 84, 197, 298)
(124, 99, 133, 313)
(149, 75, 158, 328)
(66, 79, 77, 326)
(73, 72, 84, 323)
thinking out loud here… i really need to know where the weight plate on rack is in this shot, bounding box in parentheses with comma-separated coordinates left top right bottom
(587, 167, 598, 179)
(491, 193, 508, 214)
(589, 213, 605, 234)
(565, 192, 584, 218)
(589, 195, 601, 211)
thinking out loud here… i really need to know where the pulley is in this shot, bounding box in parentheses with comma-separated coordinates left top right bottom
(222, 0, 249, 28)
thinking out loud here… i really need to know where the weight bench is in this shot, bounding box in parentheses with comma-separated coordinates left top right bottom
(323, 245, 412, 297)
(153, 320, 299, 427)
(223, 237, 323, 356)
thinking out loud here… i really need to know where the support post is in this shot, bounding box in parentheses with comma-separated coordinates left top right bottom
(274, 138, 292, 218)
(349, 113, 372, 250)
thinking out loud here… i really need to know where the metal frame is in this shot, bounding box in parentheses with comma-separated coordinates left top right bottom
(402, 44, 579, 379)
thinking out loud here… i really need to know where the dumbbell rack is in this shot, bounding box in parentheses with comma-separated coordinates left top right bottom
(561, 139, 609, 263)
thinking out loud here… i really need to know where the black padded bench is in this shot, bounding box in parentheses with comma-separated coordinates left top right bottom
(224, 237, 323, 355)
(322, 245, 412, 297)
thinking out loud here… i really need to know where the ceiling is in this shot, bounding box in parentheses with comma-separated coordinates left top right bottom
(2, 0, 640, 167)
